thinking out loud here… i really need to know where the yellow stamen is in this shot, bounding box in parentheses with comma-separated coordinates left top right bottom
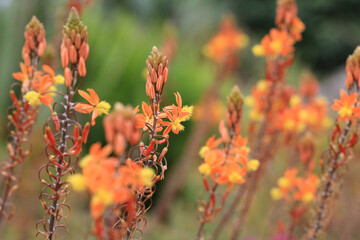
(54, 74, 65, 85)
(271, 188, 282, 200)
(96, 101, 111, 115)
(247, 159, 260, 171)
(252, 44, 265, 57)
(198, 163, 211, 176)
(68, 173, 87, 192)
(277, 177, 290, 188)
(24, 91, 41, 107)
(229, 172, 243, 183)
(141, 168, 155, 187)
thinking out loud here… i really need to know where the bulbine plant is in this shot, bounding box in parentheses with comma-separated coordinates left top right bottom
(1, 1, 360, 240)
(35, 8, 109, 240)
(0, 16, 54, 222)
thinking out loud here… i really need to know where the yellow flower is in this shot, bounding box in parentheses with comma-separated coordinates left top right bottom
(181, 105, 194, 121)
(302, 192, 314, 203)
(229, 172, 243, 183)
(92, 189, 113, 206)
(68, 173, 87, 192)
(247, 159, 260, 171)
(24, 91, 41, 107)
(290, 95, 301, 107)
(198, 163, 211, 176)
(277, 177, 290, 188)
(141, 168, 155, 187)
(256, 80, 268, 91)
(322, 117, 332, 128)
(252, 44, 265, 57)
(199, 146, 210, 158)
(271, 187, 282, 200)
(54, 74, 65, 85)
(244, 96, 255, 107)
(79, 154, 91, 168)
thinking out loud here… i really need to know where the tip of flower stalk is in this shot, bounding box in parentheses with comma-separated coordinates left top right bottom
(26, 16, 43, 31)
(147, 46, 168, 71)
(227, 85, 244, 111)
(63, 7, 86, 36)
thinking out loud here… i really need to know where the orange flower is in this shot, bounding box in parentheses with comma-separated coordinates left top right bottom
(261, 28, 294, 57)
(12, 62, 40, 91)
(203, 16, 248, 63)
(135, 102, 163, 130)
(294, 173, 319, 203)
(158, 92, 193, 136)
(331, 89, 360, 122)
(74, 88, 111, 125)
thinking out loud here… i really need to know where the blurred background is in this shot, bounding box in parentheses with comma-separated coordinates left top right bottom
(1, 0, 360, 239)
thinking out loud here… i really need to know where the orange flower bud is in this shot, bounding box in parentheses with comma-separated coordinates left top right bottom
(75, 33, 81, 49)
(219, 120, 230, 142)
(114, 134, 126, 156)
(24, 54, 31, 66)
(52, 112, 60, 131)
(37, 41, 45, 57)
(61, 47, 69, 68)
(146, 80, 155, 100)
(82, 122, 91, 144)
(78, 57, 86, 77)
(73, 125, 79, 139)
(79, 42, 89, 60)
(64, 67, 72, 88)
(10, 90, 17, 103)
(69, 44, 77, 64)
(45, 127, 56, 147)
(163, 67, 168, 83)
(143, 139, 156, 156)
(103, 115, 114, 143)
(156, 75, 164, 91)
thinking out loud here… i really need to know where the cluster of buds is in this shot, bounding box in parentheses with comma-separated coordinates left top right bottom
(103, 103, 141, 156)
(145, 46, 168, 100)
(196, 86, 259, 240)
(61, 7, 89, 86)
(23, 16, 46, 65)
(345, 46, 360, 90)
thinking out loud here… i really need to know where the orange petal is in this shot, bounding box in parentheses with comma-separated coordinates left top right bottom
(74, 103, 95, 114)
(78, 89, 93, 104)
(87, 88, 100, 105)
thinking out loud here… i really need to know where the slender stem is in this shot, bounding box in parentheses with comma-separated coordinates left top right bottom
(47, 66, 77, 240)
(310, 119, 352, 240)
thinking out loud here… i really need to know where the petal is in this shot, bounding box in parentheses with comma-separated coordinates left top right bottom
(12, 72, 25, 81)
(87, 88, 100, 105)
(78, 89, 93, 104)
(40, 95, 53, 106)
(42, 64, 55, 77)
(74, 103, 95, 114)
